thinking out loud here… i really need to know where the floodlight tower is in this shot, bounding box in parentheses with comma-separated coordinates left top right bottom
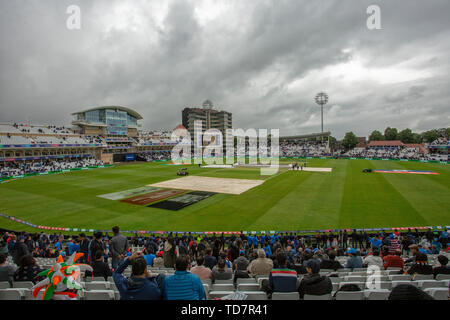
(315, 92, 329, 141)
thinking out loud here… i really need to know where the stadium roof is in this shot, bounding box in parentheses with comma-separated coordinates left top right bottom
(280, 131, 331, 141)
(72, 106, 143, 120)
(368, 140, 403, 147)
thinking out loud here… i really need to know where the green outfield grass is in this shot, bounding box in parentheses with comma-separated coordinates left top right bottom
(0, 159, 449, 233)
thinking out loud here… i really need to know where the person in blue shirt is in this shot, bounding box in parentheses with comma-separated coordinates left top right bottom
(67, 239, 80, 255)
(345, 248, 363, 270)
(253, 236, 259, 249)
(370, 236, 382, 249)
(163, 255, 205, 300)
(143, 248, 156, 266)
(247, 235, 253, 249)
(264, 244, 272, 257)
(113, 252, 163, 300)
(54, 240, 62, 252)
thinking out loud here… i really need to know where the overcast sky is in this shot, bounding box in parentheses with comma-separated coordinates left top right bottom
(0, 0, 449, 139)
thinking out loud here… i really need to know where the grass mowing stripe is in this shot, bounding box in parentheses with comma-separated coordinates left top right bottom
(339, 160, 427, 229)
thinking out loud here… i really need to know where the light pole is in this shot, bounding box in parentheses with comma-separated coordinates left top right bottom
(315, 92, 329, 141)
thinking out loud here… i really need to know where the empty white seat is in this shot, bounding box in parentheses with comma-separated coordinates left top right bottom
(413, 274, 433, 281)
(85, 281, 110, 291)
(0, 282, 11, 289)
(389, 275, 410, 281)
(435, 274, 450, 281)
(242, 291, 267, 300)
(203, 283, 210, 293)
(335, 291, 364, 300)
(237, 284, 260, 292)
(214, 279, 234, 285)
(418, 280, 447, 289)
(424, 288, 448, 300)
(365, 290, 390, 300)
(345, 276, 366, 282)
(0, 289, 24, 300)
(114, 291, 120, 300)
(212, 284, 234, 291)
(236, 278, 257, 285)
(208, 291, 235, 300)
(304, 294, 331, 300)
(330, 277, 342, 284)
(83, 290, 115, 300)
(201, 279, 212, 286)
(13, 281, 34, 289)
(271, 292, 299, 300)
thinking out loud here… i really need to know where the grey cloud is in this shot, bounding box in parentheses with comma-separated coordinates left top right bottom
(0, 0, 449, 139)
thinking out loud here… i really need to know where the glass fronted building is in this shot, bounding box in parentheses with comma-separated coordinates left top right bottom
(72, 106, 142, 137)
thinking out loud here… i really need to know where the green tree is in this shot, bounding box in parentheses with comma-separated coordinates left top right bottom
(369, 130, 384, 141)
(398, 128, 414, 143)
(329, 136, 337, 148)
(445, 128, 450, 138)
(411, 133, 422, 144)
(384, 127, 398, 140)
(422, 130, 439, 143)
(342, 132, 359, 150)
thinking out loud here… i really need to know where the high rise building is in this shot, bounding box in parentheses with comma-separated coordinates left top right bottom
(182, 100, 232, 139)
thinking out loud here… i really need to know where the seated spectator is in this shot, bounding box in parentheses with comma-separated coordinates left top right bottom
(319, 250, 343, 271)
(0, 253, 16, 287)
(190, 256, 213, 280)
(233, 250, 250, 284)
(247, 249, 273, 277)
(113, 252, 163, 300)
(212, 259, 233, 281)
(204, 249, 217, 270)
(13, 255, 43, 284)
(362, 247, 383, 269)
(85, 250, 112, 281)
(143, 248, 156, 267)
(405, 252, 433, 276)
(433, 255, 450, 279)
(383, 250, 405, 270)
(388, 284, 434, 300)
(153, 251, 164, 268)
(298, 259, 332, 299)
(163, 255, 205, 300)
(345, 248, 363, 270)
(262, 252, 298, 295)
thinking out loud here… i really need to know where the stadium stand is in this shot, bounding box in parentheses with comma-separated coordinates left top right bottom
(0, 227, 449, 300)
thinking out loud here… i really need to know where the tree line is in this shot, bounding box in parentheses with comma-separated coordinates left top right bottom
(338, 127, 449, 150)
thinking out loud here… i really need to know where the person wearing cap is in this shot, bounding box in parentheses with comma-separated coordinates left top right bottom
(233, 250, 250, 284)
(345, 248, 363, 271)
(405, 244, 419, 264)
(153, 251, 165, 268)
(298, 259, 332, 299)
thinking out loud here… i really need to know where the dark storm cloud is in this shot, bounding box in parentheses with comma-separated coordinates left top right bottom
(0, 0, 449, 138)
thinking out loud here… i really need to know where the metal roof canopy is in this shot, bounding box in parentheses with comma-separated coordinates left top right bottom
(280, 131, 331, 141)
(71, 106, 143, 120)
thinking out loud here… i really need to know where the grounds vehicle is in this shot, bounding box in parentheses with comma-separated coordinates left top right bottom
(177, 168, 189, 176)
